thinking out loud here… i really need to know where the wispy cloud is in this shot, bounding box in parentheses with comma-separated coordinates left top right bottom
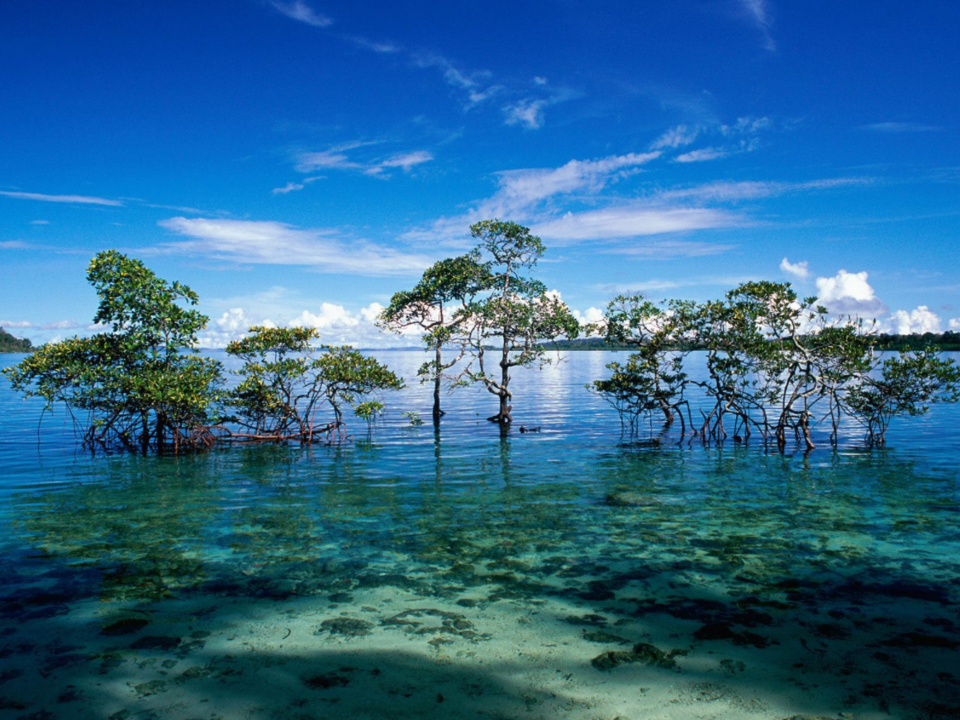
(610, 239, 738, 259)
(294, 142, 433, 176)
(347, 36, 402, 54)
(157, 217, 431, 276)
(651, 125, 702, 150)
(272, 182, 305, 195)
(503, 99, 547, 129)
(0, 240, 32, 249)
(658, 177, 871, 203)
(272, 176, 322, 194)
(0, 190, 122, 206)
(652, 116, 770, 163)
(738, 0, 776, 52)
(533, 206, 738, 243)
(270, 0, 332, 27)
(675, 147, 729, 163)
(862, 122, 941, 133)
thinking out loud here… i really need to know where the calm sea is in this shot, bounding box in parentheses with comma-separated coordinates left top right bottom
(1, 350, 959, 719)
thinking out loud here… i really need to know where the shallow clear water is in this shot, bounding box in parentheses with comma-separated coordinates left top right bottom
(1, 351, 959, 719)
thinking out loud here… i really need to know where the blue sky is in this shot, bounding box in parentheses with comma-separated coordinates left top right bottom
(2, 0, 959, 346)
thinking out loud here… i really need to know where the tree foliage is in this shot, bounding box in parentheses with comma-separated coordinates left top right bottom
(378, 251, 489, 424)
(591, 281, 960, 449)
(225, 326, 403, 442)
(455, 220, 580, 424)
(3, 251, 223, 452)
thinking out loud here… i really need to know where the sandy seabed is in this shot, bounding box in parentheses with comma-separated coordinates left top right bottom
(3, 554, 955, 720)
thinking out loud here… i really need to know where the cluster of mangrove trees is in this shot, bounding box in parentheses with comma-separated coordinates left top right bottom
(590, 285, 960, 448)
(4, 220, 959, 453)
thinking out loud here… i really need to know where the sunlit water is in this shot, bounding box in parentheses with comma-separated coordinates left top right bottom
(1, 351, 959, 719)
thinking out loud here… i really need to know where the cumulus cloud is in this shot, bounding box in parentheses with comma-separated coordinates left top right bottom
(0, 320, 32, 329)
(888, 306, 942, 335)
(779, 257, 810, 279)
(157, 217, 431, 276)
(815, 269, 887, 316)
(0, 190, 122, 206)
(270, 0, 332, 27)
(950, 318, 960, 331)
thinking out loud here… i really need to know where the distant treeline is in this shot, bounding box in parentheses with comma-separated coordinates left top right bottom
(549, 332, 960, 352)
(0, 327, 32, 353)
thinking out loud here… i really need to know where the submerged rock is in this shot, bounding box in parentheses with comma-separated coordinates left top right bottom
(591, 642, 679, 671)
(316, 618, 374, 637)
(100, 618, 149, 636)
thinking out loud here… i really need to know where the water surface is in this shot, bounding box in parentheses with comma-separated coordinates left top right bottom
(1, 351, 958, 719)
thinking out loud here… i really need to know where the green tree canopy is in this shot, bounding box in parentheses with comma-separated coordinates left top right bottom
(225, 326, 403, 442)
(378, 251, 489, 424)
(3, 251, 223, 452)
(455, 220, 580, 425)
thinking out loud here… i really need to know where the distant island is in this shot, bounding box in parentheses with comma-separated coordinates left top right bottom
(0, 327, 32, 353)
(548, 331, 960, 352)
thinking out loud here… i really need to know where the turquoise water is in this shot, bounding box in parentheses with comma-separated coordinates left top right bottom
(1, 351, 959, 719)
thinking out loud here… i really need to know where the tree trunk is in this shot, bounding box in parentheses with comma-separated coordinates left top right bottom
(432, 343, 443, 425)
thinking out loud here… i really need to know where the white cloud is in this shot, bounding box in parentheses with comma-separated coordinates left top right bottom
(271, 0, 332, 27)
(572, 306, 605, 326)
(0, 320, 32, 329)
(533, 206, 737, 243)
(721, 116, 772, 136)
(0, 240, 31, 249)
(401, 151, 663, 244)
(950, 318, 960, 331)
(657, 116, 769, 162)
(272, 182, 305, 195)
(360, 302, 384, 323)
(739, 0, 776, 52)
(295, 143, 433, 176)
(40, 319, 79, 330)
(815, 269, 887, 316)
(862, 122, 940, 133)
(888, 306, 942, 335)
(0, 190, 122, 206)
(651, 125, 701, 150)
(611, 239, 737, 258)
(157, 217, 431, 276)
(490, 152, 661, 215)
(780, 257, 810, 279)
(375, 150, 434, 172)
(30, 220, 50, 225)
(348, 36, 401, 54)
(658, 177, 869, 203)
(503, 99, 547, 129)
(674, 147, 728, 163)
